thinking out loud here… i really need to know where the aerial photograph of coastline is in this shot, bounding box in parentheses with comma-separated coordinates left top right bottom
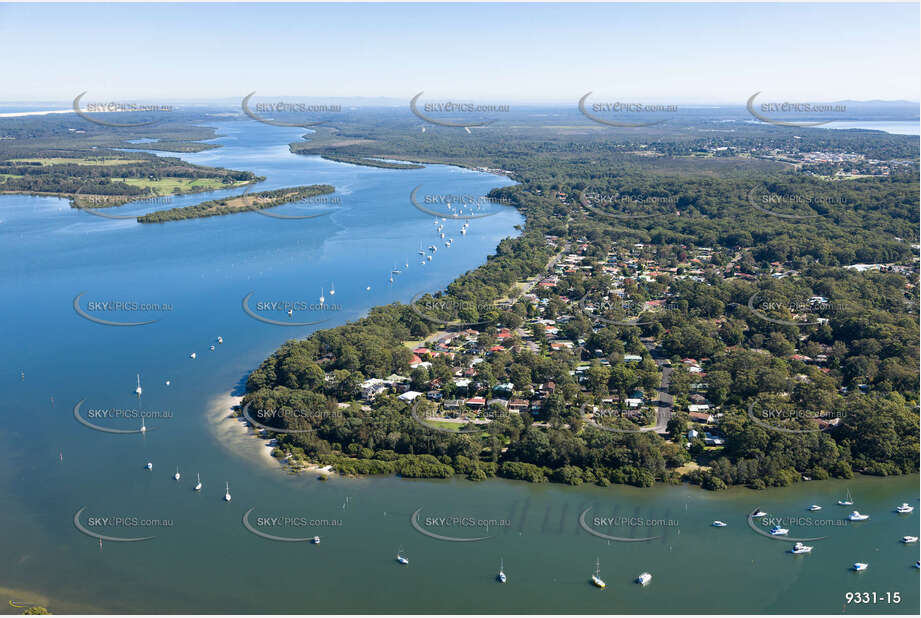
(0, 1, 918, 616)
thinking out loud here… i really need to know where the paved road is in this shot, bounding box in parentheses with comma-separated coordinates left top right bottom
(641, 338, 673, 434)
(520, 242, 569, 296)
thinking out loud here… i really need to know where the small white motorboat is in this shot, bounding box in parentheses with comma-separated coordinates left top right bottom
(312, 536, 321, 544)
(751, 511, 768, 518)
(636, 572, 652, 585)
(807, 505, 822, 511)
(848, 511, 869, 521)
(217, 336, 223, 344)
(851, 562, 868, 572)
(145, 462, 153, 470)
(790, 542, 812, 554)
(396, 547, 409, 565)
(770, 526, 790, 536)
(210, 345, 215, 351)
(895, 503, 914, 514)
(901, 536, 918, 544)
(712, 521, 727, 527)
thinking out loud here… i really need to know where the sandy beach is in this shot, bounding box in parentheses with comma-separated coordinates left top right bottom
(206, 392, 279, 470)
(206, 392, 334, 475)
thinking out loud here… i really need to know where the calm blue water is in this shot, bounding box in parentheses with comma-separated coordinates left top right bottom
(0, 121, 917, 615)
(820, 120, 920, 136)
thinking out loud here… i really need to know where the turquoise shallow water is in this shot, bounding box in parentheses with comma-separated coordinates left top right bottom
(0, 121, 917, 614)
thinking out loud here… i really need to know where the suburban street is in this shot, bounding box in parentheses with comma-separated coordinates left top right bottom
(641, 338, 673, 434)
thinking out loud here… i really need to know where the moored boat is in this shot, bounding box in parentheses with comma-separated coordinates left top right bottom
(591, 558, 605, 589)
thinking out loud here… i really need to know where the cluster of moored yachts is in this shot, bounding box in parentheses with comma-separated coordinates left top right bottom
(392, 553, 646, 590)
(710, 492, 918, 572)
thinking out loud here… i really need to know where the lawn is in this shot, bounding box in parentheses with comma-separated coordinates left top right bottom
(9, 157, 147, 166)
(119, 177, 246, 195)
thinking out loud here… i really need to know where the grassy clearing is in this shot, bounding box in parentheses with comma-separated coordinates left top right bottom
(119, 177, 245, 195)
(9, 157, 146, 166)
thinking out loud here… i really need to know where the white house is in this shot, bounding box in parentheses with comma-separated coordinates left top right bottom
(398, 391, 423, 402)
(360, 378, 389, 400)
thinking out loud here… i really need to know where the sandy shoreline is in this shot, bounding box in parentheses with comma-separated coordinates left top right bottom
(206, 392, 279, 470)
(206, 392, 334, 475)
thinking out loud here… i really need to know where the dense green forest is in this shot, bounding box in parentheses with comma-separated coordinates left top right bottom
(136, 184, 335, 223)
(320, 154, 423, 169)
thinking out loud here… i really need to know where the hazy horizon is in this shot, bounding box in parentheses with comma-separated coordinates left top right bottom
(0, 2, 918, 102)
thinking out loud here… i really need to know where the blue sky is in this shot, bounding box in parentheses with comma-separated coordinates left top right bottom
(1, 2, 918, 103)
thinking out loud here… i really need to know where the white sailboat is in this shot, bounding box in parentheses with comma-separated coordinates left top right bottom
(174, 466, 181, 481)
(194, 473, 202, 491)
(396, 547, 409, 565)
(319, 288, 325, 305)
(837, 489, 854, 506)
(140, 418, 147, 433)
(224, 482, 232, 502)
(329, 282, 335, 296)
(497, 558, 506, 583)
(591, 558, 606, 589)
(135, 374, 142, 397)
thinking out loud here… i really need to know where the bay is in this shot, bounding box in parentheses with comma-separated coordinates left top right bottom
(0, 121, 916, 615)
